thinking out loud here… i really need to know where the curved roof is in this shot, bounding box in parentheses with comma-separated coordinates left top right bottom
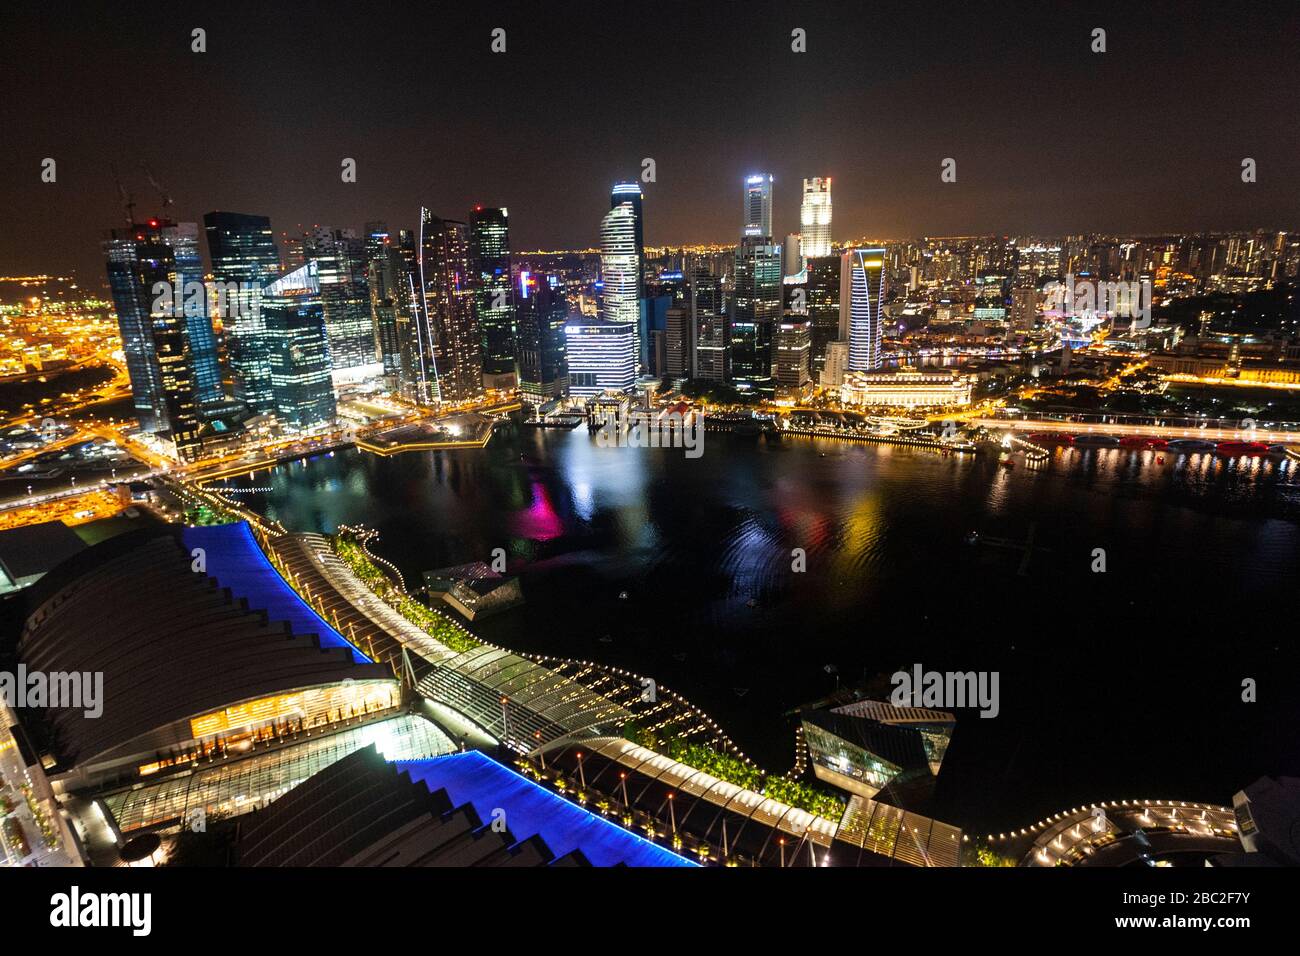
(19, 527, 390, 769)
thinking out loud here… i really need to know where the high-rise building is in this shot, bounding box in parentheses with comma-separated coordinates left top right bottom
(599, 201, 641, 328)
(1010, 285, 1038, 332)
(774, 319, 812, 396)
(664, 306, 694, 378)
(691, 266, 727, 381)
(417, 210, 482, 404)
(841, 248, 885, 371)
(731, 236, 782, 396)
(800, 177, 833, 259)
(160, 221, 224, 407)
(470, 207, 516, 388)
(742, 174, 774, 238)
(805, 255, 842, 375)
(204, 211, 281, 414)
(820, 340, 849, 387)
(103, 219, 206, 460)
(516, 271, 569, 406)
(304, 228, 376, 381)
(363, 222, 408, 389)
(261, 261, 336, 431)
(564, 318, 636, 397)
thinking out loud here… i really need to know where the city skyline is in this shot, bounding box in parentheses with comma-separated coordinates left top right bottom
(5, 1, 1300, 282)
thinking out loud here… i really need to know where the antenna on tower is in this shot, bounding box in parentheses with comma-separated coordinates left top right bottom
(140, 162, 173, 211)
(110, 163, 136, 226)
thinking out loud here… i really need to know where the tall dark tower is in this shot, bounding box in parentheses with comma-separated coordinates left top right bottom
(470, 206, 516, 389)
(417, 209, 482, 404)
(204, 211, 281, 414)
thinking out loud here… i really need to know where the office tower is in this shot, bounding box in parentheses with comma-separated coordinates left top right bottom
(731, 236, 782, 396)
(742, 174, 774, 238)
(103, 220, 205, 461)
(303, 227, 376, 381)
(775, 319, 812, 395)
(516, 271, 570, 406)
(204, 211, 281, 414)
(564, 319, 636, 397)
(600, 201, 641, 327)
(691, 266, 727, 381)
(469, 206, 516, 389)
(841, 248, 885, 371)
(664, 306, 694, 378)
(363, 222, 407, 388)
(783, 234, 804, 280)
(417, 209, 482, 404)
(261, 262, 336, 431)
(800, 177, 833, 259)
(820, 340, 849, 387)
(805, 255, 842, 375)
(159, 221, 224, 406)
(610, 181, 646, 287)
(1010, 286, 1038, 332)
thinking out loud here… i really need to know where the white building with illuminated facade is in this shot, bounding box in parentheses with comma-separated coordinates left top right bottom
(839, 367, 973, 409)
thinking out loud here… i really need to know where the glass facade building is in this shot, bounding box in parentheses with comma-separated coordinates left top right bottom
(731, 236, 782, 397)
(103, 220, 205, 460)
(261, 262, 337, 431)
(203, 211, 281, 414)
(516, 271, 569, 405)
(742, 173, 774, 238)
(564, 318, 636, 397)
(304, 227, 376, 379)
(417, 210, 482, 404)
(470, 207, 516, 385)
(842, 247, 886, 371)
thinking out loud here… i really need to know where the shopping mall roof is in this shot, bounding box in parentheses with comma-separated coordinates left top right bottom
(237, 745, 691, 867)
(18, 526, 390, 771)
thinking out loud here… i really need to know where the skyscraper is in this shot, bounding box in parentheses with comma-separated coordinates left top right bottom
(103, 219, 206, 461)
(204, 211, 281, 414)
(161, 221, 225, 407)
(841, 248, 886, 371)
(800, 177, 833, 259)
(664, 306, 694, 378)
(600, 201, 641, 328)
(742, 174, 774, 238)
(610, 181, 645, 283)
(805, 254, 842, 375)
(470, 207, 516, 389)
(774, 319, 812, 396)
(564, 318, 636, 397)
(363, 222, 407, 389)
(417, 210, 482, 404)
(516, 271, 569, 406)
(691, 266, 727, 381)
(261, 261, 336, 431)
(303, 227, 376, 382)
(731, 236, 782, 397)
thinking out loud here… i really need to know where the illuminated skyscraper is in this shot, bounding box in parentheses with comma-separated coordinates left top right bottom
(565, 319, 636, 397)
(742, 174, 774, 238)
(417, 210, 482, 404)
(805, 254, 842, 375)
(690, 266, 727, 381)
(600, 201, 641, 327)
(470, 206, 516, 388)
(103, 219, 206, 460)
(774, 318, 812, 396)
(516, 271, 569, 406)
(841, 248, 886, 371)
(800, 177, 833, 259)
(204, 211, 281, 414)
(363, 222, 408, 389)
(261, 261, 336, 431)
(304, 227, 377, 381)
(731, 236, 782, 396)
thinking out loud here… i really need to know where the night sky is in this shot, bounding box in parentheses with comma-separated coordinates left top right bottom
(4, 0, 1299, 283)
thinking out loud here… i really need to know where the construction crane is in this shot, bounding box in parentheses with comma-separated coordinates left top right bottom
(109, 163, 136, 226)
(140, 162, 174, 211)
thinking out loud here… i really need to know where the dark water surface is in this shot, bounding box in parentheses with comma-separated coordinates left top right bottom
(239, 422, 1300, 832)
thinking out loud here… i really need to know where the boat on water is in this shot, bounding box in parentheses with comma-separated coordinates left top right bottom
(1027, 432, 1074, 445)
(1119, 436, 1168, 449)
(1214, 440, 1273, 457)
(1166, 438, 1217, 452)
(1070, 434, 1121, 447)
